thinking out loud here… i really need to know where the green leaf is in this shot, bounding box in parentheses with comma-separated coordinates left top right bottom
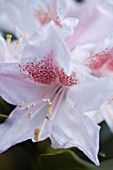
(38, 150, 95, 170)
(0, 97, 15, 123)
(0, 29, 17, 41)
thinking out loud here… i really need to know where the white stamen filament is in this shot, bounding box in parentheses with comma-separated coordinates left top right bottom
(37, 86, 65, 140)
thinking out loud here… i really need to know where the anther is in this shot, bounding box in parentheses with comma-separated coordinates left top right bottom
(28, 112, 33, 118)
(45, 115, 49, 119)
(15, 41, 19, 48)
(34, 128, 40, 141)
(32, 103, 36, 107)
(43, 99, 52, 105)
(25, 106, 30, 111)
(6, 34, 12, 43)
(19, 35, 23, 39)
(19, 101, 24, 108)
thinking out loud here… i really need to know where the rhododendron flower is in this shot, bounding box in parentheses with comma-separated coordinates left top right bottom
(75, 33, 113, 79)
(0, 24, 113, 165)
(0, 0, 78, 39)
(71, 33, 113, 134)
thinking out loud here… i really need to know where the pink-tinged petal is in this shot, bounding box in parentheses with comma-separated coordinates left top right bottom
(0, 102, 52, 153)
(67, 65, 113, 113)
(80, 33, 113, 78)
(67, 0, 113, 49)
(1, 0, 39, 36)
(0, 62, 50, 105)
(50, 100, 100, 165)
(22, 23, 71, 75)
(38, 0, 67, 19)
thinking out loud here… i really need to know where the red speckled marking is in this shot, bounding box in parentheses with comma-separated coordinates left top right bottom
(53, 15, 62, 28)
(35, 9, 51, 25)
(35, 9, 62, 27)
(107, 58, 113, 71)
(19, 54, 77, 87)
(56, 67, 77, 86)
(86, 49, 111, 70)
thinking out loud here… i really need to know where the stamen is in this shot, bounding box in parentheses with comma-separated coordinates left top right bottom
(25, 106, 30, 111)
(49, 89, 65, 120)
(28, 112, 33, 118)
(19, 101, 24, 108)
(37, 86, 64, 140)
(15, 41, 19, 48)
(6, 34, 12, 43)
(34, 128, 40, 141)
(43, 99, 52, 105)
(6, 34, 19, 60)
(32, 103, 36, 107)
(37, 112, 49, 140)
(19, 35, 23, 40)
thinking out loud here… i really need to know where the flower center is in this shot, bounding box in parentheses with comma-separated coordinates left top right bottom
(19, 53, 78, 87)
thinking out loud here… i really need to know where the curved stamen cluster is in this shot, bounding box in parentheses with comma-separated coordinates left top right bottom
(19, 86, 66, 141)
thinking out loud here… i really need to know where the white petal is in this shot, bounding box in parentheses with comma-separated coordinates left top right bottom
(50, 99, 100, 165)
(1, 0, 38, 36)
(0, 62, 50, 105)
(0, 102, 52, 153)
(61, 17, 79, 40)
(67, 65, 113, 113)
(22, 23, 71, 75)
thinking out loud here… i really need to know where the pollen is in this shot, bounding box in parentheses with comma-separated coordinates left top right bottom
(15, 41, 19, 48)
(28, 112, 33, 118)
(6, 34, 12, 42)
(32, 103, 36, 107)
(43, 99, 52, 105)
(25, 106, 30, 111)
(34, 128, 40, 141)
(19, 101, 24, 108)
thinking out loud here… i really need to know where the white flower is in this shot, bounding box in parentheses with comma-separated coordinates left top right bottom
(0, 23, 113, 165)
